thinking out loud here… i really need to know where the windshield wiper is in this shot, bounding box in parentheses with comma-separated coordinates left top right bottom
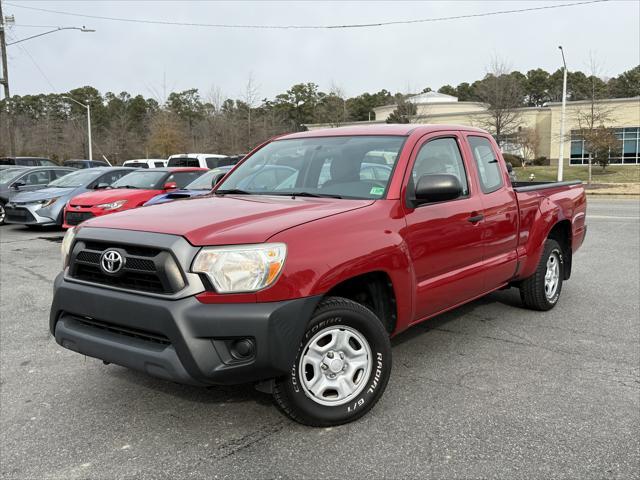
(117, 185, 139, 189)
(215, 189, 253, 195)
(274, 191, 343, 199)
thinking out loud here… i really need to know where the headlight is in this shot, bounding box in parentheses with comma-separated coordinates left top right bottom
(61, 227, 77, 269)
(192, 243, 286, 293)
(97, 199, 127, 210)
(39, 197, 59, 208)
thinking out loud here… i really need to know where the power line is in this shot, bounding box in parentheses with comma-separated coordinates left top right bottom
(5, 0, 610, 30)
(7, 31, 106, 158)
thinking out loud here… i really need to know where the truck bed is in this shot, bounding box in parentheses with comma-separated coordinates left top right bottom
(512, 180, 582, 192)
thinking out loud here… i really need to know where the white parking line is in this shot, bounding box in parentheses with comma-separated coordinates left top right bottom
(588, 215, 640, 220)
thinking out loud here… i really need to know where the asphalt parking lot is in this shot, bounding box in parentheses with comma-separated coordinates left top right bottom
(1, 198, 638, 479)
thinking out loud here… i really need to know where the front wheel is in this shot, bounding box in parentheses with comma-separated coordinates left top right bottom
(520, 239, 564, 311)
(0, 201, 6, 225)
(273, 297, 392, 427)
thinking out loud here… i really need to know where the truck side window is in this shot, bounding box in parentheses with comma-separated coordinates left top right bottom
(411, 137, 469, 196)
(468, 136, 503, 193)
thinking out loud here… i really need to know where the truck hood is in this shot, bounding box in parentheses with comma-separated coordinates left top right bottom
(10, 187, 78, 203)
(83, 194, 374, 245)
(70, 188, 161, 207)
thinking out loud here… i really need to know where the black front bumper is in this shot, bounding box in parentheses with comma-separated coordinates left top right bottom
(50, 273, 321, 386)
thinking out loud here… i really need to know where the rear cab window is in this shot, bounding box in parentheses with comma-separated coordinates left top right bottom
(467, 136, 503, 193)
(168, 158, 200, 168)
(205, 157, 231, 168)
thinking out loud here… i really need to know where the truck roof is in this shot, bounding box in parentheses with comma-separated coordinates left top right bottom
(281, 124, 488, 139)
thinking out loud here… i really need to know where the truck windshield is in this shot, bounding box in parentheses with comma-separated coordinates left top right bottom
(216, 136, 405, 199)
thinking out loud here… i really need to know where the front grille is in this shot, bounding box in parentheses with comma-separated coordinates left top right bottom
(65, 211, 94, 226)
(71, 315, 171, 346)
(69, 240, 185, 294)
(5, 207, 36, 223)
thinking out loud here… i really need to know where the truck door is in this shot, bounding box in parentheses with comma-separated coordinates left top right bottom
(464, 135, 519, 289)
(402, 133, 487, 322)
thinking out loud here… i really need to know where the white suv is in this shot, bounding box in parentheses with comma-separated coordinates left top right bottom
(167, 153, 240, 169)
(122, 159, 167, 168)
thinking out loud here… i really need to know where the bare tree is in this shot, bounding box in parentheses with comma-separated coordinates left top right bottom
(315, 82, 349, 127)
(572, 54, 616, 179)
(475, 57, 524, 146)
(242, 73, 260, 142)
(516, 127, 541, 167)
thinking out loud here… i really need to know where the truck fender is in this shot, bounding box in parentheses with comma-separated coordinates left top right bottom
(307, 237, 415, 335)
(518, 197, 566, 280)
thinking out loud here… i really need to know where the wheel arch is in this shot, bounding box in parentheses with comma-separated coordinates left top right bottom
(323, 270, 399, 335)
(547, 219, 573, 279)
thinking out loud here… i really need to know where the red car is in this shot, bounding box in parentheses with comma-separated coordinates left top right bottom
(62, 167, 206, 228)
(51, 125, 587, 426)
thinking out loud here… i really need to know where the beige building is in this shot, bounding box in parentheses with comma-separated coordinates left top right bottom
(306, 91, 640, 166)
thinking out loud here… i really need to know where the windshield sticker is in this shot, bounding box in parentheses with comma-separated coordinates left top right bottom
(370, 186, 384, 196)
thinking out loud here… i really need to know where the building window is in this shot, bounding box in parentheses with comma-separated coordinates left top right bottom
(569, 127, 639, 165)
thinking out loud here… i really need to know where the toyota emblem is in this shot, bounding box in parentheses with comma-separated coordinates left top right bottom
(100, 250, 124, 274)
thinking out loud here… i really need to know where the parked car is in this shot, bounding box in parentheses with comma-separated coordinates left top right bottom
(144, 166, 233, 206)
(0, 167, 76, 225)
(0, 156, 58, 167)
(4, 167, 135, 228)
(63, 159, 110, 169)
(167, 153, 242, 169)
(51, 124, 587, 426)
(122, 159, 168, 169)
(62, 167, 207, 227)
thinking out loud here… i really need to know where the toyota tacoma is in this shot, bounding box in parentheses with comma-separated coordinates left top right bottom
(50, 124, 587, 426)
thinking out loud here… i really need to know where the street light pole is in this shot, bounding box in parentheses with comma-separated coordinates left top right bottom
(63, 96, 92, 160)
(557, 46, 568, 182)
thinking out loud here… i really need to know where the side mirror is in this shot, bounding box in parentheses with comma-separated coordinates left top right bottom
(505, 162, 514, 173)
(95, 182, 110, 189)
(163, 181, 178, 190)
(12, 181, 25, 190)
(413, 174, 462, 205)
(211, 173, 226, 188)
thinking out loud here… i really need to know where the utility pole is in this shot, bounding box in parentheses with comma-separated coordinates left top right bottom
(0, 0, 16, 156)
(557, 46, 568, 182)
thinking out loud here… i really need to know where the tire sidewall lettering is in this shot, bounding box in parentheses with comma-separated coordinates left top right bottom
(289, 312, 388, 414)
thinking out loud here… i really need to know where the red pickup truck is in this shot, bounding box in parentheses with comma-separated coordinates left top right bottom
(50, 125, 587, 426)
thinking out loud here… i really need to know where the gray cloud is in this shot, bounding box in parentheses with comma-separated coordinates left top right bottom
(4, 0, 639, 102)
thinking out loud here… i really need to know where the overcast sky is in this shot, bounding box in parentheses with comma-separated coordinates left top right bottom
(3, 0, 639, 102)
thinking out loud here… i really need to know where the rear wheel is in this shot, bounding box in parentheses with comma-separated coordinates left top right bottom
(273, 296, 391, 427)
(520, 239, 564, 311)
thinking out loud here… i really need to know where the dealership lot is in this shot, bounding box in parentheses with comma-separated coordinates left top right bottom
(1, 198, 638, 479)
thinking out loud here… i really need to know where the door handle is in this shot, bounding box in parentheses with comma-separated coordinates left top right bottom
(468, 213, 484, 223)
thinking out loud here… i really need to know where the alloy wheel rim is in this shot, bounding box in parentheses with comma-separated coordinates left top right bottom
(0, 204, 5, 223)
(544, 251, 560, 299)
(299, 325, 372, 406)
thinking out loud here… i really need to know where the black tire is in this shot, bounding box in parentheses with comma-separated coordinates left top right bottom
(520, 239, 564, 311)
(273, 296, 392, 427)
(0, 201, 5, 225)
